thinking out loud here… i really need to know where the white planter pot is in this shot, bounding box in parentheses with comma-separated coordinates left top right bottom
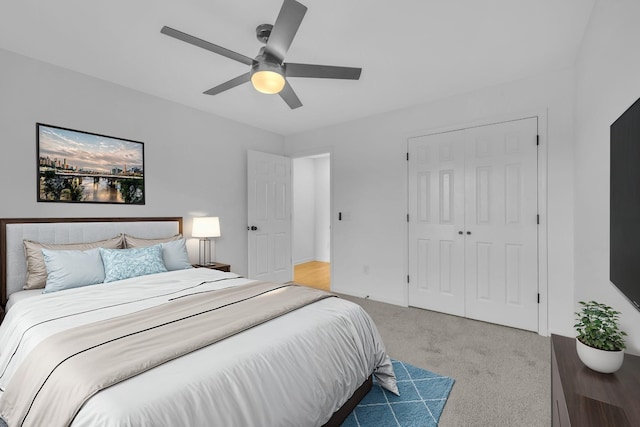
(576, 339, 624, 374)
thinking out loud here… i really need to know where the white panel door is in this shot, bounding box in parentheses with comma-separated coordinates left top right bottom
(408, 118, 538, 332)
(464, 118, 538, 331)
(408, 130, 466, 316)
(247, 150, 292, 283)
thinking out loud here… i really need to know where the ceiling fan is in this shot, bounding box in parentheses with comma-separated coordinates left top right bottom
(160, 0, 362, 109)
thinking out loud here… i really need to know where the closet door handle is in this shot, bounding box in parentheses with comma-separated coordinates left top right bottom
(458, 231, 463, 235)
(466, 231, 471, 235)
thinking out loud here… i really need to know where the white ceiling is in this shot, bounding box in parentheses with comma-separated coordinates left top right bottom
(0, 1, 594, 136)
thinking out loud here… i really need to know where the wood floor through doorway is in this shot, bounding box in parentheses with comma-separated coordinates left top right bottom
(294, 261, 330, 292)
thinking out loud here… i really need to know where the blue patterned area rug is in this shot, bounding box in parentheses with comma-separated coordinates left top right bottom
(341, 360, 455, 427)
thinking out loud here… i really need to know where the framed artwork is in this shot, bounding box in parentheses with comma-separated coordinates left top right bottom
(37, 123, 145, 204)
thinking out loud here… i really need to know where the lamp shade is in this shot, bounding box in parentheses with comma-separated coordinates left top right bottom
(192, 217, 221, 238)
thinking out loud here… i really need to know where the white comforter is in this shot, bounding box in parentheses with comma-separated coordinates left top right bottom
(0, 269, 396, 427)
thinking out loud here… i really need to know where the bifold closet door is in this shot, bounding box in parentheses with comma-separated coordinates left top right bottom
(408, 129, 466, 317)
(408, 118, 538, 332)
(463, 118, 538, 331)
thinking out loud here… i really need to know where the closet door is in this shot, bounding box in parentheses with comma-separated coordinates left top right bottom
(464, 118, 538, 331)
(408, 118, 539, 332)
(408, 130, 466, 316)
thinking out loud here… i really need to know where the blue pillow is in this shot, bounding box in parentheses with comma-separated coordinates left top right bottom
(100, 245, 167, 283)
(42, 247, 105, 293)
(161, 239, 193, 271)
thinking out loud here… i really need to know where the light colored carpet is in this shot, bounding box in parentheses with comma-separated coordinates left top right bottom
(340, 295, 551, 427)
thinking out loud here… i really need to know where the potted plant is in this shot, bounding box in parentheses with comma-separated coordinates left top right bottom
(574, 300, 627, 373)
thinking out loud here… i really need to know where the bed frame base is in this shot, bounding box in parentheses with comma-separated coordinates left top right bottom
(322, 375, 373, 427)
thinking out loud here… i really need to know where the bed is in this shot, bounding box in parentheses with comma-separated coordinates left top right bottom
(0, 217, 397, 427)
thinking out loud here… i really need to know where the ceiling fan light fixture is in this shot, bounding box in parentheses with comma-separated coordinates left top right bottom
(251, 62, 286, 94)
(161, 0, 361, 108)
(251, 70, 285, 94)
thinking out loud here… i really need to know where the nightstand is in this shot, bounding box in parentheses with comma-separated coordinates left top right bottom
(193, 262, 231, 272)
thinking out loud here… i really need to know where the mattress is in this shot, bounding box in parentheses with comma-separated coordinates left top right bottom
(0, 268, 397, 427)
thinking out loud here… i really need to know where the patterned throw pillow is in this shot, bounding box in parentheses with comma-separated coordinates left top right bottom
(100, 245, 167, 283)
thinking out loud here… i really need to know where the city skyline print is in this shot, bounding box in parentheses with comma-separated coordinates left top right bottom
(37, 123, 145, 204)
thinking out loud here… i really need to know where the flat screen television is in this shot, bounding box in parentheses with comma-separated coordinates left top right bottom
(610, 96, 640, 313)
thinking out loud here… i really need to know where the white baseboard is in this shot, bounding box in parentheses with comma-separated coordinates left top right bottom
(331, 286, 407, 307)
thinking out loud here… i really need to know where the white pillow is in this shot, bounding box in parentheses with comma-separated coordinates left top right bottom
(161, 239, 193, 271)
(42, 248, 105, 294)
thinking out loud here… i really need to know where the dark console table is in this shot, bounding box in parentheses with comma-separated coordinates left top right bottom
(551, 334, 640, 426)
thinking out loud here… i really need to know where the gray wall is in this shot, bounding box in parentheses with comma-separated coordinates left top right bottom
(314, 156, 330, 262)
(0, 48, 284, 276)
(292, 155, 330, 264)
(292, 157, 316, 263)
(574, 0, 640, 354)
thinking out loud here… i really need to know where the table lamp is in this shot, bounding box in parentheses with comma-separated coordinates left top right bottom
(192, 216, 221, 266)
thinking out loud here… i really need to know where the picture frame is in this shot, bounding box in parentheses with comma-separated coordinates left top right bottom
(36, 123, 145, 204)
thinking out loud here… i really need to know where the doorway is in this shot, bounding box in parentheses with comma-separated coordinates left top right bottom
(292, 153, 331, 291)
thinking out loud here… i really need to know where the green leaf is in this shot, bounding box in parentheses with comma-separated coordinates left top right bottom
(574, 300, 626, 350)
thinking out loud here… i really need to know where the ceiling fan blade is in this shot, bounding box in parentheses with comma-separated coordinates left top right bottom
(203, 73, 251, 96)
(279, 81, 303, 109)
(285, 63, 362, 80)
(161, 26, 253, 66)
(265, 0, 308, 63)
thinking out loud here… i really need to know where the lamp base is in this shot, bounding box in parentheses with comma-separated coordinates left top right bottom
(198, 238, 213, 266)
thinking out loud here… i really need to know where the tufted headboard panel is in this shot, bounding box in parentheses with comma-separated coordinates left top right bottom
(1, 217, 182, 307)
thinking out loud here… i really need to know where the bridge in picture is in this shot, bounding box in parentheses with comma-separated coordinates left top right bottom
(41, 170, 143, 181)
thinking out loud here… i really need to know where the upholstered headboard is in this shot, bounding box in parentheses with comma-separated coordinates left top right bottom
(0, 217, 183, 307)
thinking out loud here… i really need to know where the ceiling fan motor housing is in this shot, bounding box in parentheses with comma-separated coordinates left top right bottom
(252, 57, 285, 76)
